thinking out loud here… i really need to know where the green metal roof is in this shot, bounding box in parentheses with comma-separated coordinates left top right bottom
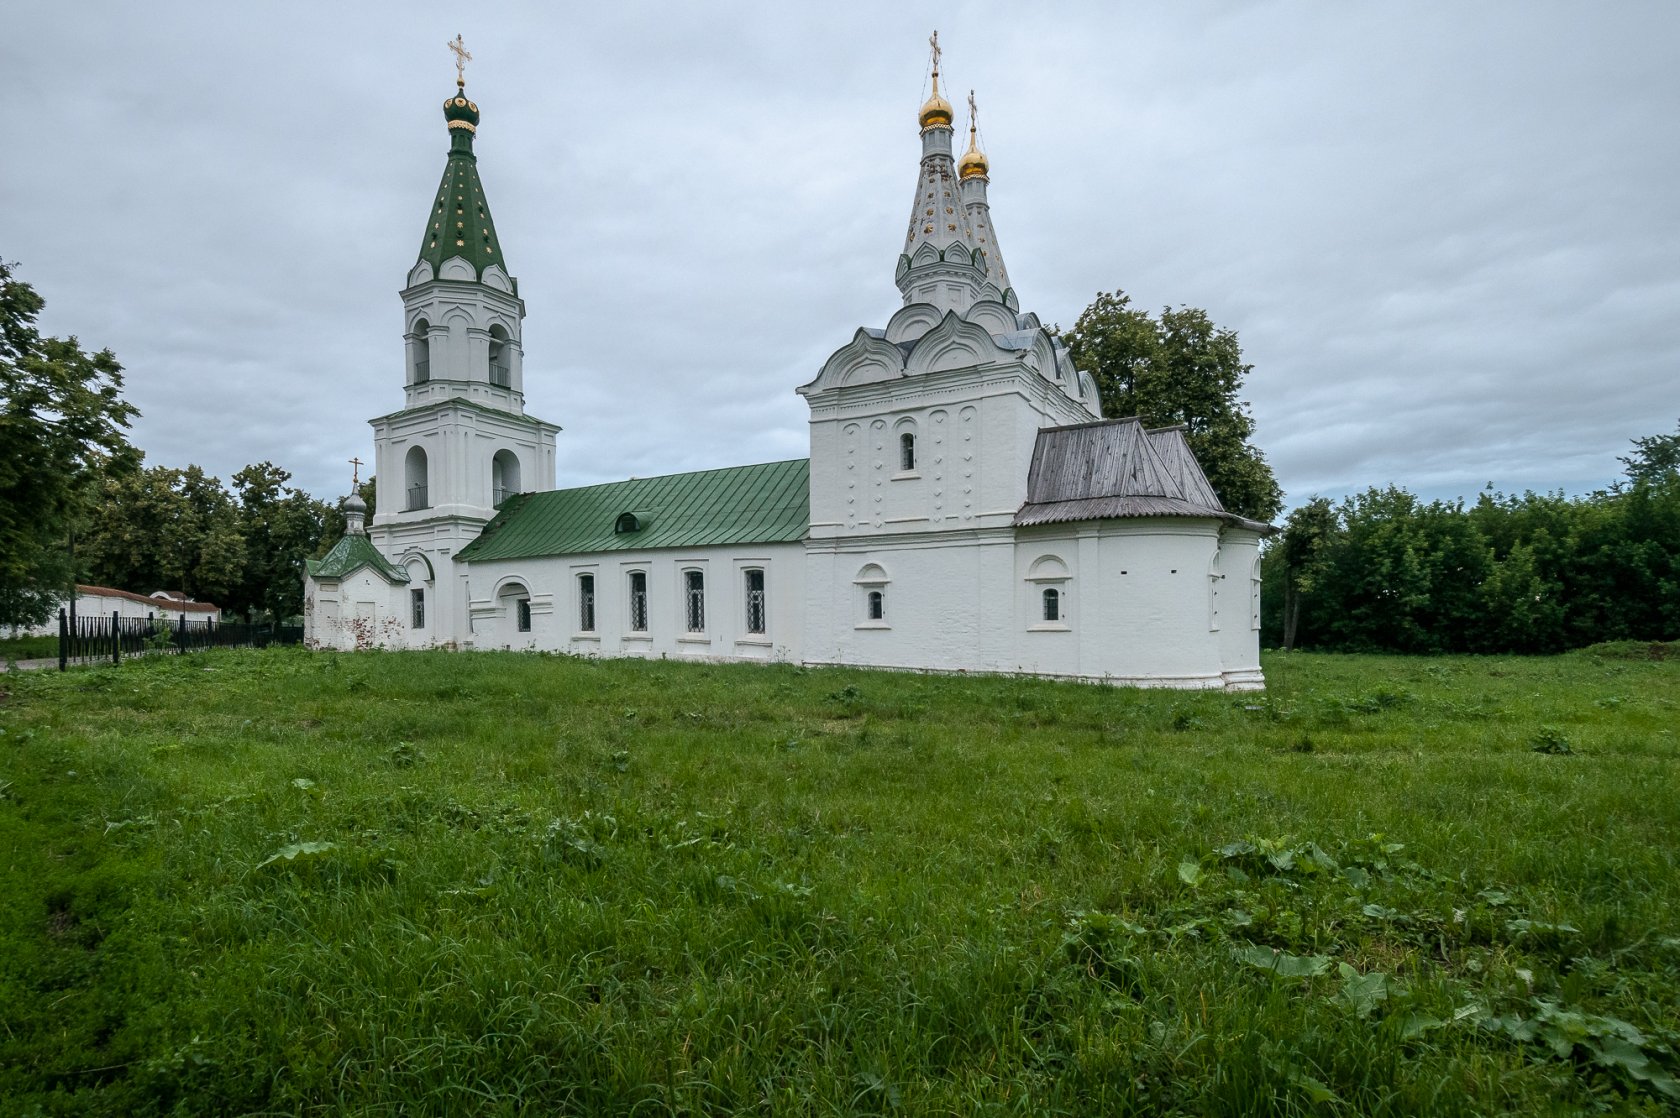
(457, 458, 811, 562)
(306, 534, 409, 584)
(417, 86, 508, 283)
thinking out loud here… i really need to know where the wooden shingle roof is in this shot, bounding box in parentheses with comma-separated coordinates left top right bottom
(1015, 418, 1271, 532)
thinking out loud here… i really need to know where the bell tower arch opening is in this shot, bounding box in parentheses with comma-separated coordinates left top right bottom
(404, 445, 430, 511)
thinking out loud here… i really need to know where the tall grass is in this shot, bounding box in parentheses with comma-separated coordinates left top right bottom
(1, 647, 1676, 1115)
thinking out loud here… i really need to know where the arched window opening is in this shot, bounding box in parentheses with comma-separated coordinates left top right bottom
(578, 574, 595, 633)
(744, 569, 766, 635)
(684, 570, 706, 633)
(1042, 587, 1060, 623)
(854, 562, 890, 627)
(411, 319, 431, 384)
(404, 445, 430, 511)
(899, 432, 916, 472)
(492, 449, 521, 507)
(488, 324, 512, 387)
(628, 570, 648, 632)
(615, 512, 641, 534)
(498, 581, 530, 633)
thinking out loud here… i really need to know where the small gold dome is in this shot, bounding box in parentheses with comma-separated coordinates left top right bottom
(958, 134, 988, 179)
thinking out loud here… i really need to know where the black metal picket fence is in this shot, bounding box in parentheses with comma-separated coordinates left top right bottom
(57, 609, 303, 670)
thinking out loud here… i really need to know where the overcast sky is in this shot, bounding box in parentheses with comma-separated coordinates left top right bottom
(6, 1, 1676, 510)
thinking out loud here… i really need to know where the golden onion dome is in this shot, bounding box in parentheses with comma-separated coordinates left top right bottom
(919, 91, 953, 130)
(958, 130, 988, 179)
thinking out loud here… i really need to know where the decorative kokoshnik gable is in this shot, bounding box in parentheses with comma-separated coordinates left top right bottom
(303, 34, 1274, 690)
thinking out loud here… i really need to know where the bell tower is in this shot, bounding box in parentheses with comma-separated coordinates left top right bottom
(368, 38, 559, 638)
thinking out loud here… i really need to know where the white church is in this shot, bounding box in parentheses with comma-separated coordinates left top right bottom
(304, 44, 1274, 690)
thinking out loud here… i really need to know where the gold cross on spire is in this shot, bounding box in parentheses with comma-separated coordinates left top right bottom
(967, 89, 978, 135)
(448, 34, 472, 88)
(929, 29, 942, 92)
(350, 456, 364, 487)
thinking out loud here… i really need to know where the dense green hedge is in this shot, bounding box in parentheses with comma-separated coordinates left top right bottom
(1263, 474, 1680, 653)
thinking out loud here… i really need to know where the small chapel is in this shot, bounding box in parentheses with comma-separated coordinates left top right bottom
(304, 38, 1274, 690)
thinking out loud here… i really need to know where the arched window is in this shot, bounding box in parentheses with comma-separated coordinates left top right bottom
(404, 445, 429, 511)
(578, 574, 595, 632)
(498, 581, 531, 633)
(615, 512, 641, 534)
(683, 570, 706, 633)
(899, 431, 916, 472)
(492, 449, 521, 507)
(744, 568, 766, 634)
(410, 319, 431, 384)
(488, 324, 512, 387)
(627, 570, 648, 632)
(1026, 555, 1071, 630)
(855, 563, 890, 627)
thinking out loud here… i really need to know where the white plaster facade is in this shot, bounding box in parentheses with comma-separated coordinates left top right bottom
(303, 64, 1270, 690)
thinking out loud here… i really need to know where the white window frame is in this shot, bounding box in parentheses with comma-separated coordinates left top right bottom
(679, 565, 709, 642)
(577, 572, 596, 634)
(854, 563, 891, 630)
(1025, 555, 1072, 632)
(625, 568, 650, 637)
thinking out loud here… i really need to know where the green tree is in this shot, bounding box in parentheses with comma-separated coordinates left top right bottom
(232, 462, 335, 621)
(1620, 419, 1680, 483)
(81, 465, 244, 607)
(1277, 497, 1338, 650)
(1064, 290, 1283, 521)
(0, 261, 139, 627)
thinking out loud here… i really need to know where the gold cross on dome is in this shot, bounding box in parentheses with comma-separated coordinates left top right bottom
(928, 30, 941, 76)
(448, 34, 472, 85)
(968, 89, 978, 129)
(350, 456, 364, 486)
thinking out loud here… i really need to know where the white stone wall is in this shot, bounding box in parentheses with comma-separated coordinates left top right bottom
(460, 543, 807, 661)
(805, 518, 1256, 689)
(304, 570, 407, 651)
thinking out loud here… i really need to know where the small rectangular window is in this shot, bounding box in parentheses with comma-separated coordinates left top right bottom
(628, 571, 648, 632)
(578, 574, 595, 632)
(411, 588, 425, 629)
(867, 589, 885, 621)
(684, 570, 705, 633)
(899, 432, 916, 472)
(1042, 587, 1060, 623)
(516, 598, 531, 632)
(744, 569, 766, 634)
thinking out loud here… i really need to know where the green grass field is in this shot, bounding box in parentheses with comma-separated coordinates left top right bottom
(2, 647, 1677, 1116)
(0, 635, 58, 662)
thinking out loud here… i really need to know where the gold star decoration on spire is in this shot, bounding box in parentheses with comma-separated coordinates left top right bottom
(448, 34, 472, 88)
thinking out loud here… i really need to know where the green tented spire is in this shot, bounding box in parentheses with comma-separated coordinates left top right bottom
(417, 81, 508, 281)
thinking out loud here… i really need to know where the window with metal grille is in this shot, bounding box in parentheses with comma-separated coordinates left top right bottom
(1042, 587, 1060, 623)
(900, 432, 916, 471)
(578, 574, 595, 632)
(516, 598, 531, 632)
(867, 589, 885, 621)
(684, 570, 705, 633)
(744, 569, 766, 634)
(411, 588, 425, 629)
(628, 571, 648, 632)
